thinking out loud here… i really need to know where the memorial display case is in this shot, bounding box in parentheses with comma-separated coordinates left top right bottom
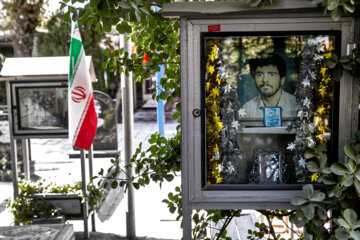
(165, 1, 357, 209)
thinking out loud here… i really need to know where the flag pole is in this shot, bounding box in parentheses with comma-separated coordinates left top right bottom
(80, 148, 90, 239)
(88, 144, 96, 232)
(121, 32, 136, 239)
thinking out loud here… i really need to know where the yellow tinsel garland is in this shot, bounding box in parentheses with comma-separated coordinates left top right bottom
(205, 42, 224, 184)
(311, 44, 334, 182)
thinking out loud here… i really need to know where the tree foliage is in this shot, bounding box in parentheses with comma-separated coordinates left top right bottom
(37, 12, 117, 93)
(2, 0, 47, 57)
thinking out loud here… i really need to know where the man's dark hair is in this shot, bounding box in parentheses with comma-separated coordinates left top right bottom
(249, 53, 286, 79)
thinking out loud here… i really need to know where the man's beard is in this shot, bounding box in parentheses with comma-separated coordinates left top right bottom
(258, 84, 281, 98)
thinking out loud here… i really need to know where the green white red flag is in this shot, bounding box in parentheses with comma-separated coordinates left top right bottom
(68, 21, 97, 150)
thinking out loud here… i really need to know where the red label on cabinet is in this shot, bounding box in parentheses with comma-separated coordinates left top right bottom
(208, 25, 221, 32)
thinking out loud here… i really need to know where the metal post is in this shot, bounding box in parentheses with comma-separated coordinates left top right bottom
(80, 149, 90, 239)
(121, 33, 136, 239)
(10, 139, 18, 198)
(88, 144, 96, 232)
(6, 81, 19, 198)
(22, 139, 30, 180)
(156, 65, 165, 136)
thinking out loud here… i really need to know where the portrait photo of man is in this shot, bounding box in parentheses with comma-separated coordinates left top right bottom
(241, 53, 297, 125)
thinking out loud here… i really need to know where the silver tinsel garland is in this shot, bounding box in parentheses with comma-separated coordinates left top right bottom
(290, 40, 324, 183)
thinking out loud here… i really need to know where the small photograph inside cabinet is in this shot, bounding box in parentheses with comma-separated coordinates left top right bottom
(203, 32, 340, 186)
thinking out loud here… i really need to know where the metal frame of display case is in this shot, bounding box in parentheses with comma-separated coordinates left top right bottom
(163, 1, 359, 238)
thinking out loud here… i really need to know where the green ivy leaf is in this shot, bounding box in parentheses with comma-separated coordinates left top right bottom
(328, 185, 342, 198)
(350, 230, 360, 240)
(133, 182, 140, 189)
(310, 192, 326, 202)
(247, 0, 262, 7)
(319, 154, 327, 168)
(331, 162, 348, 176)
(348, 159, 356, 174)
(331, 6, 342, 21)
(172, 112, 180, 120)
(317, 205, 328, 220)
(118, 2, 130, 9)
(322, 176, 337, 185)
(63, 11, 71, 22)
(116, 22, 132, 34)
(291, 196, 308, 206)
(111, 180, 118, 189)
(302, 203, 315, 220)
(344, 209, 358, 227)
(303, 184, 314, 199)
(327, 0, 340, 11)
(355, 169, 360, 181)
(164, 174, 174, 182)
(340, 174, 354, 187)
(335, 229, 350, 239)
(321, 167, 332, 174)
(318, 142, 327, 153)
(307, 161, 320, 172)
(343, 2, 355, 13)
(333, 65, 343, 81)
(305, 148, 316, 159)
(338, 218, 351, 229)
(345, 145, 357, 160)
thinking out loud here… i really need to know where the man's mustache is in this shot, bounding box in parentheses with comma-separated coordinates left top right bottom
(259, 84, 273, 89)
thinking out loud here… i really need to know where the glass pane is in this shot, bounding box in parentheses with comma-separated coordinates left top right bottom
(204, 34, 336, 185)
(18, 87, 68, 130)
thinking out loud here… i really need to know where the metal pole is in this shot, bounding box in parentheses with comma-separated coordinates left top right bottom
(80, 149, 90, 239)
(6, 81, 18, 198)
(22, 139, 30, 180)
(88, 144, 96, 232)
(121, 33, 136, 239)
(156, 65, 165, 136)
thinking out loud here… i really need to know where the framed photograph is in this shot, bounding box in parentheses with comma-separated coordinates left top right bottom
(11, 81, 69, 137)
(203, 32, 339, 186)
(249, 149, 285, 184)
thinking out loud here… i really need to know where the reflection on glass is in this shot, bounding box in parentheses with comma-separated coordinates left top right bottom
(204, 34, 336, 185)
(18, 87, 68, 130)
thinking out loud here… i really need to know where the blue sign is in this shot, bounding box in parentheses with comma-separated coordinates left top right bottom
(263, 107, 282, 127)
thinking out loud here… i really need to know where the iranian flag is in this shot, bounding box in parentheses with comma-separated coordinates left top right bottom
(68, 21, 97, 150)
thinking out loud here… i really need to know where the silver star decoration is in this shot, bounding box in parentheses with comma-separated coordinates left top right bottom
(317, 45, 325, 53)
(297, 110, 304, 120)
(307, 136, 315, 147)
(227, 163, 235, 174)
(231, 120, 240, 131)
(287, 142, 296, 151)
(238, 108, 247, 118)
(303, 97, 310, 108)
(302, 76, 311, 88)
(309, 71, 316, 80)
(214, 151, 220, 160)
(308, 123, 316, 132)
(224, 84, 232, 94)
(314, 55, 323, 61)
(299, 158, 307, 169)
